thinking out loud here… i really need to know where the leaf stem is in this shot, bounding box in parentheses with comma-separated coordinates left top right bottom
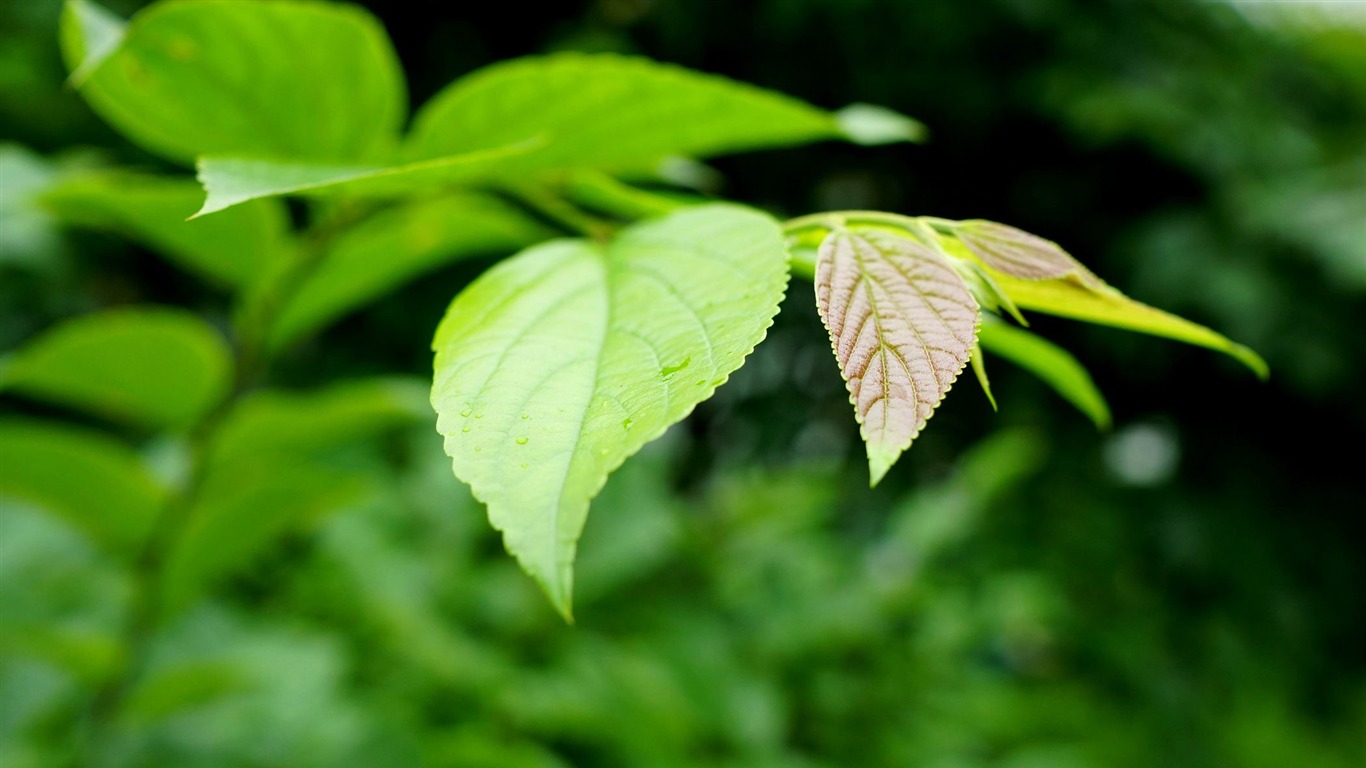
(562, 170, 688, 220)
(501, 181, 615, 240)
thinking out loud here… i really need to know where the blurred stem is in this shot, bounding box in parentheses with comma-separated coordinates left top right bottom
(77, 202, 367, 767)
(561, 170, 688, 220)
(233, 200, 375, 385)
(501, 181, 615, 241)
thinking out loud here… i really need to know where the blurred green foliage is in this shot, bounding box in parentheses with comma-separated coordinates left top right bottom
(2, 1, 1363, 767)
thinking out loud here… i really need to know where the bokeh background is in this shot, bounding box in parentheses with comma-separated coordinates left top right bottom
(2, 0, 1364, 766)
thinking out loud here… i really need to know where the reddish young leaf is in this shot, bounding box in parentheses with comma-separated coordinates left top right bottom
(953, 220, 1094, 282)
(815, 229, 979, 485)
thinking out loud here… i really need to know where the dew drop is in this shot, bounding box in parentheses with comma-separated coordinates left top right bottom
(520, 412, 530, 420)
(474, 411, 484, 419)
(622, 418, 633, 430)
(460, 425, 471, 433)
(459, 407, 472, 417)
(515, 436, 528, 445)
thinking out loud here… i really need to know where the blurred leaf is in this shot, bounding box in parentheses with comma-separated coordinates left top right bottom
(0, 417, 162, 552)
(815, 228, 978, 486)
(269, 194, 553, 348)
(0, 623, 121, 683)
(160, 458, 368, 614)
(60, 0, 405, 164)
(0, 307, 232, 430)
(40, 171, 291, 288)
(424, 726, 571, 768)
(193, 142, 538, 216)
(61, 0, 123, 86)
(0, 145, 62, 270)
(834, 103, 928, 145)
(432, 205, 788, 618)
(193, 53, 923, 215)
(978, 319, 1111, 429)
(408, 52, 911, 168)
(207, 377, 430, 468)
(121, 659, 246, 725)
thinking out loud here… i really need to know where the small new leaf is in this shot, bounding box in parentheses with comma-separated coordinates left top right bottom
(815, 229, 979, 486)
(941, 221, 1267, 378)
(952, 220, 1089, 281)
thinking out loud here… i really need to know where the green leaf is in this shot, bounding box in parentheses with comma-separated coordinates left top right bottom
(431, 204, 789, 618)
(409, 53, 909, 168)
(940, 220, 1267, 377)
(0, 623, 122, 683)
(192, 142, 538, 217)
(61, 0, 405, 164)
(268, 194, 553, 349)
(0, 307, 233, 430)
(192, 55, 925, 215)
(988, 273, 1268, 378)
(41, 172, 291, 288)
(0, 418, 162, 553)
(969, 342, 997, 411)
(206, 377, 430, 468)
(977, 319, 1112, 429)
(815, 229, 980, 486)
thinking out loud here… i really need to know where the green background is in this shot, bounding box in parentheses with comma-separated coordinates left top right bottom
(2, 0, 1363, 766)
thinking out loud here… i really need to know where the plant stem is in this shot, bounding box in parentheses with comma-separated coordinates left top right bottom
(501, 181, 615, 240)
(76, 203, 363, 767)
(562, 170, 688, 220)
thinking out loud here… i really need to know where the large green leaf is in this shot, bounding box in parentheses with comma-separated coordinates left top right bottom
(0, 418, 163, 553)
(61, 0, 405, 164)
(431, 204, 789, 618)
(193, 54, 923, 215)
(268, 194, 553, 349)
(0, 307, 233, 430)
(408, 53, 918, 166)
(977, 318, 1111, 429)
(41, 172, 290, 288)
(815, 229, 980, 486)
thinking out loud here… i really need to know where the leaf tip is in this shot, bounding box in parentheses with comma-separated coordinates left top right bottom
(1231, 344, 1270, 381)
(835, 103, 928, 146)
(867, 450, 897, 488)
